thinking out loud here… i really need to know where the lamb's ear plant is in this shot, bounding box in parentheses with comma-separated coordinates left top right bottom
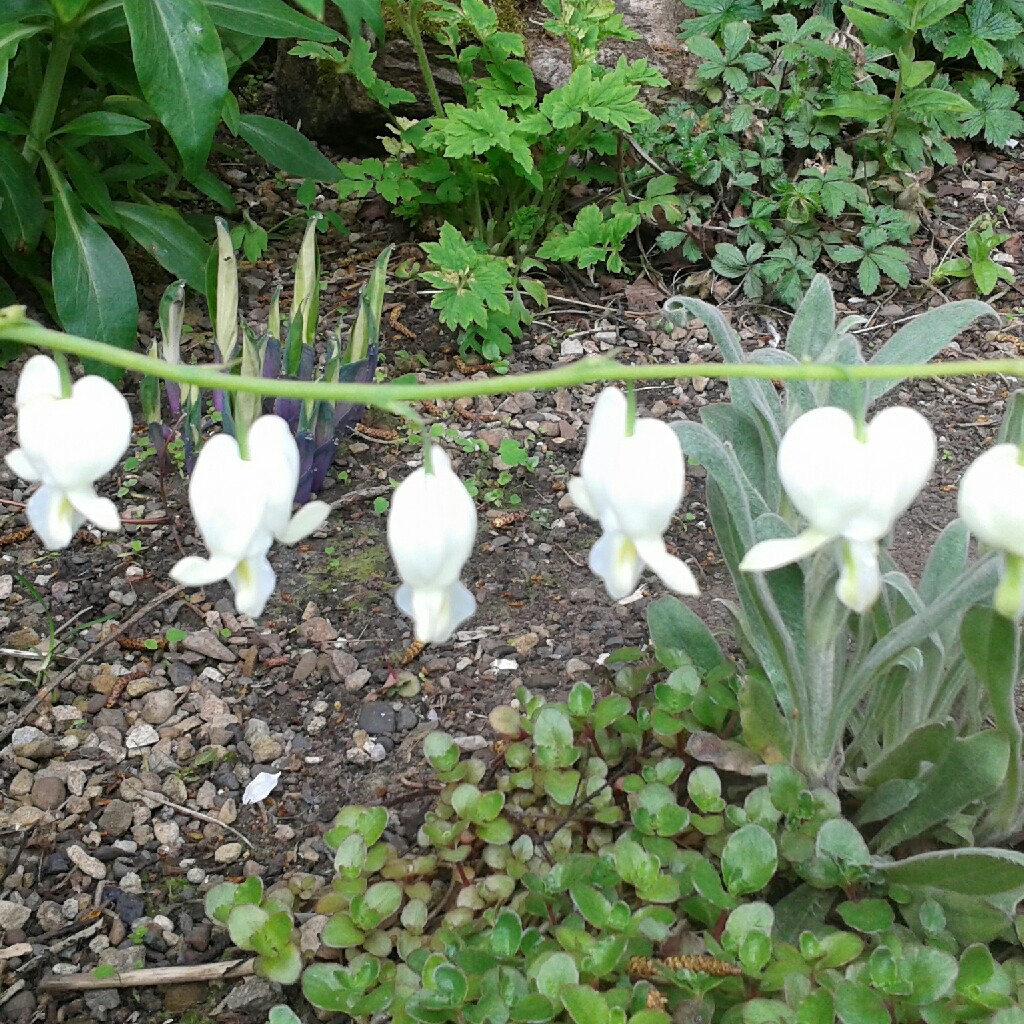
(663, 276, 1024, 849)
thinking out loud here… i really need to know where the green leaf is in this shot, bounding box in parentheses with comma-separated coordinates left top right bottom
(113, 201, 207, 291)
(532, 952, 578, 1002)
(227, 904, 268, 948)
(49, 173, 138, 376)
(647, 596, 729, 676)
(203, 882, 237, 923)
(562, 985, 610, 1024)
(50, 0, 92, 21)
(785, 274, 836, 362)
(123, 0, 228, 176)
(321, 913, 365, 948)
(54, 112, 150, 137)
(491, 908, 522, 957)
(269, 1007, 303, 1024)
(865, 300, 995, 406)
(721, 823, 778, 895)
(257, 944, 302, 985)
(0, 135, 43, 249)
(872, 732, 1009, 851)
(237, 114, 340, 181)
(302, 963, 357, 1012)
(835, 980, 888, 1024)
(836, 899, 894, 933)
(879, 847, 1024, 895)
(207, 0, 340, 39)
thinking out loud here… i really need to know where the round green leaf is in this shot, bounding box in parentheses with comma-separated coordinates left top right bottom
(227, 904, 268, 949)
(302, 963, 356, 1012)
(835, 981, 889, 1024)
(321, 913, 365, 949)
(722, 824, 778, 895)
(532, 951, 579, 1002)
(562, 984, 610, 1024)
(491, 908, 523, 958)
(836, 900, 894, 934)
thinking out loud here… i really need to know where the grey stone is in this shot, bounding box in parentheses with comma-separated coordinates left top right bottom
(141, 690, 177, 726)
(83, 989, 121, 1018)
(99, 799, 134, 837)
(0, 900, 30, 930)
(328, 650, 358, 680)
(30, 775, 66, 810)
(345, 668, 372, 692)
(214, 842, 243, 865)
(10, 725, 54, 760)
(396, 707, 419, 732)
(0, 990, 36, 1024)
(125, 723, 159, 750)
(183, 630, 236, 662)
(357, 702, 396, 735)
(67, 844, 107, 880)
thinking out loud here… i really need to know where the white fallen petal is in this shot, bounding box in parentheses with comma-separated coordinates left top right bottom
(242, 771, 281, 805)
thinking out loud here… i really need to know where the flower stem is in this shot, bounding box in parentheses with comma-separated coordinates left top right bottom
(53, 352, 72, 398)
(423, 436, 435, 475)
(4, 309, 1024, 409)
(625, 380, 637, 436)
(22, 22, 75, 172)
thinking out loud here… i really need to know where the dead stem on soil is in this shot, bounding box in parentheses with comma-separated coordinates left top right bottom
(39, 957, 254, 992)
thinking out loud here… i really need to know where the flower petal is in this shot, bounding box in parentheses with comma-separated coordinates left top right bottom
(229, 555, 277, 618)
(278, 500, 330, 545)
(740, 528, 832, 572)
(959, 444, 1024, 558)
(26, 485, 82, 550)
(247, 415, 300, 538)
(66, 486, 121, 533)
(188, 433, 266, 561)
(170, 554, 242, 587)
(568, 476, 598, 520)
(635, 538, 700, 596)
(388, 446, 476, 589)
(16, 354, 61, 406)
(835, 539, 881, 613)
(606, 418, 684, 539)
(407, 583, 477, 643)
(589, 530, 644, 601)
(4, 447, 41, 482)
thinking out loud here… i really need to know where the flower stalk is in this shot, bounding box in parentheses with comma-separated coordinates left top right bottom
(4, 307, 1024, 408)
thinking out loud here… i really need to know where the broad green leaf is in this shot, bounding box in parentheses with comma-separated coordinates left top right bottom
(785, 273, 836, 362)
(872, 732, 1009, 851)
(648, 595, 730, 677)
(58, 145, 118, 224)
(836, 898, 894, 933)
(722, 823, 777, 895)
(54, 111, 150, 137)
(562, 985, 610, 1024)
(207, 0, 339, 39)
(237, 114, 340, 181)
(302, 963, 356, 1011)
(49, 173, 138, 376)
(857, 722, 954, 789)
(0, 135, 44, 249)
(257, 944, 302, 985)
(269, 1007, 303, 1024)
(123, 0, 228, 175)
(879, 847, 1024, 896)
(834, 980, 888, 1024)
(113, 201, 207, 291)
(227, 903, 268, 948)
(865, 300, 996, 406)
(919, 520, 971, 605)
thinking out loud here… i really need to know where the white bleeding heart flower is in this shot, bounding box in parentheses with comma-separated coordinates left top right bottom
(958, 443, 1024, 620)
(171, 415, 329, 617)
(569, 387, 699, 601)
(741, 406, 936, 613)
(4, 354, 131, 549)
(387, 445, 477, 644)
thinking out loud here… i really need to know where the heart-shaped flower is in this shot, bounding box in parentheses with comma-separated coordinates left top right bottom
(5, 354, 131, 549)
(171, 415, 330, 617)
(387, 445, 477, 643)
(570, 387, 699, 601)
(958, 442, 1024, 620)
(741, 406, 935, 612)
